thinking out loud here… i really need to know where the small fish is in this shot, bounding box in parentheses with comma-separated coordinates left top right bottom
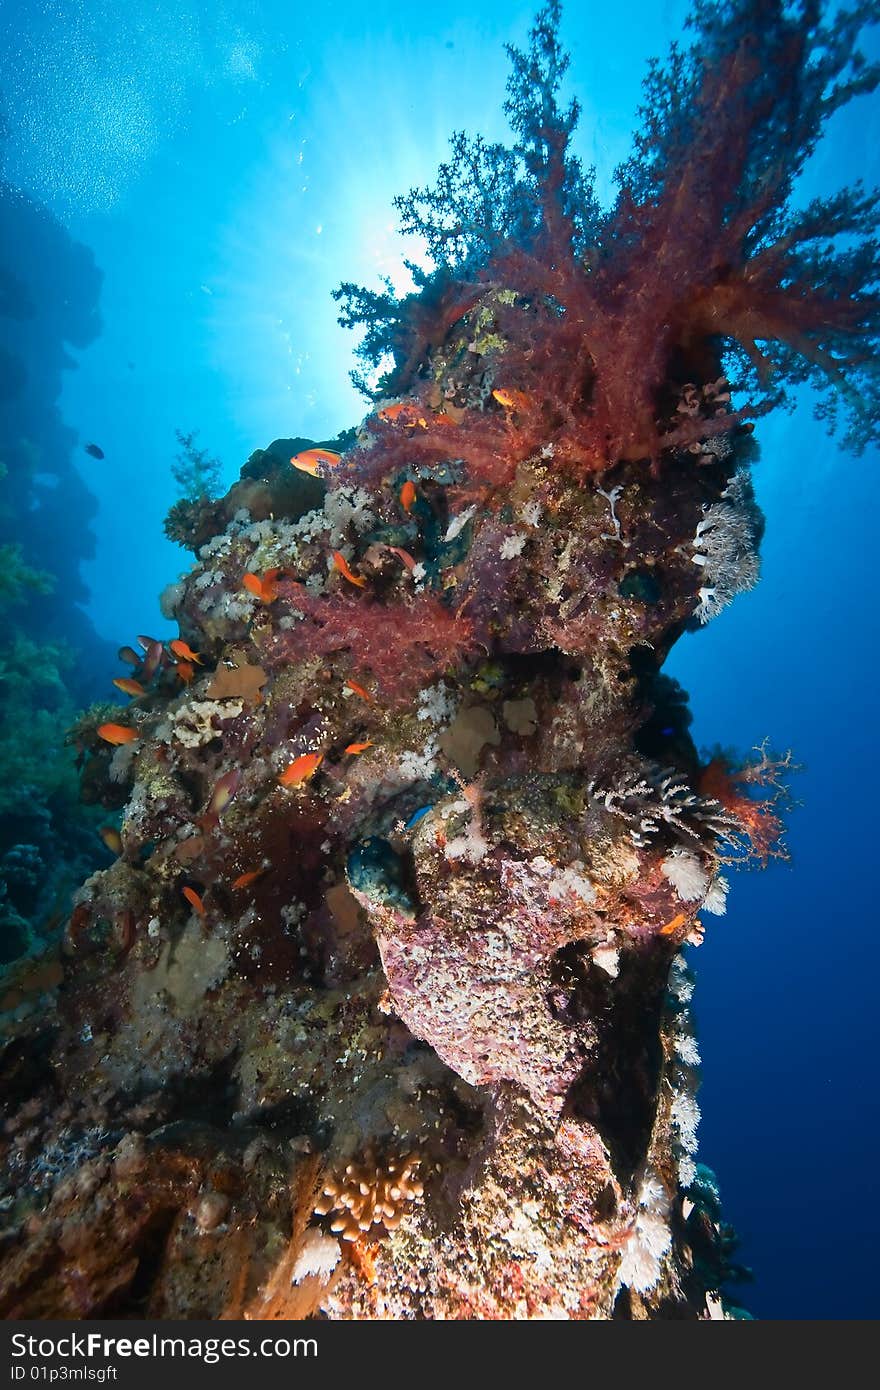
(112, 677, 145, 697)
(389, 546, 417, 570)
(278, 752, 323, 787)
(206, 768, 241, 820)
(136, 635, 160, 650)
(97, 722, 138, 745)
(344, 740, 373, 755)
(231, 868, 266, 890)
(243, 568, 282, 604)
(332, 551, 367, 588)
(378, 402, 426, 427)
(492, 387, 531, 412)
(140, 639, 164, 684)
(345, 679, 371, 702)
(99, 826, 123, 855)
(399, 480, 416, 513)
(290, 447, 342, 475)
(84, 443, 105, 460)
(176, 660, 195, 684)
(659, 912, 689, 937)
(182, 886, 206, 918)
(405, 805, 433, 830)
(434, 412, 459, 427)
(169, 639, 202, 664)
(117, 645, 141, 667)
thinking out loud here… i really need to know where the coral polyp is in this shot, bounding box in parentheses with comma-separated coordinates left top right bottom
(1, 0, 876, 1320)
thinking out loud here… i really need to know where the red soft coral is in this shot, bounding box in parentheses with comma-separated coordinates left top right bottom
(260, 584, 477, 709)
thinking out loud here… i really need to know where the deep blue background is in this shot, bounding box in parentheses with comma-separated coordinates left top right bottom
(2, 0, 877, 1317)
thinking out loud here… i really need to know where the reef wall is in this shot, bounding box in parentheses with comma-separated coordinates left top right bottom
(0, 0, 877, 1319)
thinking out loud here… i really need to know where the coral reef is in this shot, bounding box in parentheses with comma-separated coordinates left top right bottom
(1, 1, 876, 1319)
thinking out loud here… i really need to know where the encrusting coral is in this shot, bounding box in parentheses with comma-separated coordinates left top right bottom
(0, 0, 876, 1320)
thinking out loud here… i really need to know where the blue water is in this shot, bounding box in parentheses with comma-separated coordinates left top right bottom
(2, 0, 877, 1317)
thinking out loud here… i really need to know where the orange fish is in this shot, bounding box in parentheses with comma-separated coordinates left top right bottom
(332, 551, 367, 588)
(169, 639, 202, 664)
(243, 567, 282, 604)
(98, 826, 123, 855)
(345, 679, 371, 702)
(176, 660, 195, 684)
(182, 886, 206, 918)
(278, 752, 323, 787)
(399, 480, 416, 513)
(112, 677, 145, 697)
(659, 912, 689, 937)
(344, 740, 373, 755)
(492, 387, 531, 412)
(97, 722, 138, 746)
(378, 402, 427, 427)
(434, 412, 459, 427)
(290, 448, 342, 475)
(231, 868, 266, 890)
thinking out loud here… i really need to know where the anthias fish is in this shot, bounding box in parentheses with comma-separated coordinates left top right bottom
(231, 868, 267, 890)
(492, 387, 531, 412)
(182, 886, 206, 918)
(399, 480, 416, 513)
(389, 546, 417, 570)
(332, 551, 367, 588)
(345, 679, 371, 702)
(243, 568, 282, 603)
(290, 448, 342, 475)
(278, 752, 323, 787)
(97, 723, 138, 745)
(112, 677, 145, 697)
(169, 639, 202, 664)
(378, 402, 426, 426)
(140, 640, 164, 683)
(344, 740, 373, 755)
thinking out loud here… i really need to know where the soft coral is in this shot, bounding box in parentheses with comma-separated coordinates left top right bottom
(336, 1, 880, 479)
(259, 585, 477, 709)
